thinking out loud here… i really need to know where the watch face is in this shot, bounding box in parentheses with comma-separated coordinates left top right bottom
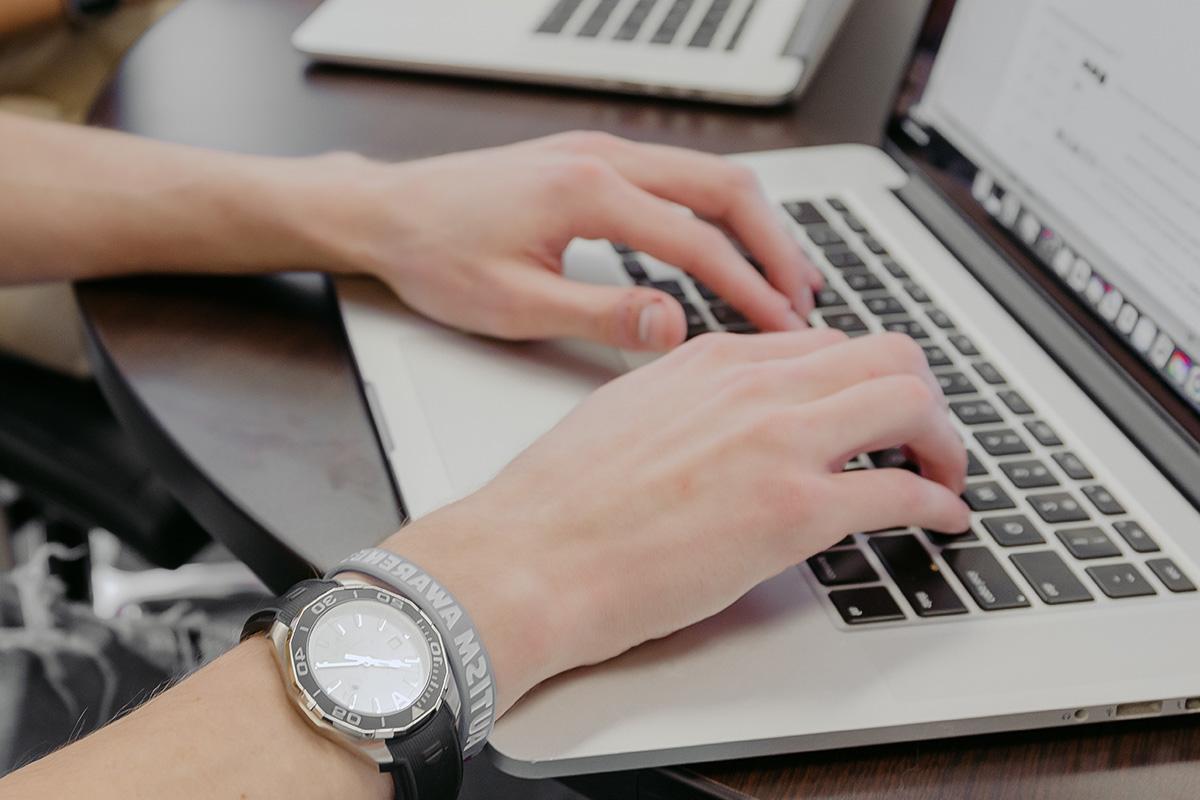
(288, 586, 448, 737)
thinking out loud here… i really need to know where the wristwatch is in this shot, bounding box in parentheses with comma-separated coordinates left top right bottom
(243, 578, 464, 800)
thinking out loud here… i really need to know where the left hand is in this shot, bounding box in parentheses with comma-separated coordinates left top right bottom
(311, 132, 824, 350)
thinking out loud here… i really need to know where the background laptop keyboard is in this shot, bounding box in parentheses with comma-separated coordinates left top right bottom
(536, 0, 754, 50)
(611, 196, 1197, 628)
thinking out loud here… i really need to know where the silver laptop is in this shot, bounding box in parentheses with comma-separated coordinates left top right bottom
(337, 0, 1200, 779)
(292, 0, 852, 106)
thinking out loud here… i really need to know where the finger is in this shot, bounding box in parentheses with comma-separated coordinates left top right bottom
(825, 469, 971, 534)
(566, 164, 806, 333)
(799, 374, 966, 494)
(552, 134, 824, 308)
(673, 327, 849, 363)
(777, 332, 943, 405)
(497, 267, 687, 350)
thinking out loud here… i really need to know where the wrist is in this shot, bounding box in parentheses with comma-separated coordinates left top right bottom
(374, 493, 569, 716)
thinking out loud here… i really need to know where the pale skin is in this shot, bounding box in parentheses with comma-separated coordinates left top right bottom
(0, 113, 970, 799)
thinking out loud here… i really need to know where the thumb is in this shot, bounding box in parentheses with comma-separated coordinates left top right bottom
(505, 269, 687, 351)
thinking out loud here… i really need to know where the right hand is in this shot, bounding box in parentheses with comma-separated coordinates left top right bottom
(385, 329, 970, 712)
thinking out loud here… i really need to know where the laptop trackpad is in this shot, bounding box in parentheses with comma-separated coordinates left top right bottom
(397, 323, 623, 503)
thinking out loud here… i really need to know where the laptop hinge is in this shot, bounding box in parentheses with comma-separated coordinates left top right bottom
(887, 150, 1200, 512)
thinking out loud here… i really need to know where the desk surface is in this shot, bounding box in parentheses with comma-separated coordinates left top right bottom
(80, 1, 1200, 797)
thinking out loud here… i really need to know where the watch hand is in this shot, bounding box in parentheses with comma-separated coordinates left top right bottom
(313, 661, 364, 668)
(343, 653, 421, 669)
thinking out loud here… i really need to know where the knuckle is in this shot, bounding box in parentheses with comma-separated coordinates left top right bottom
(684, 330, 740, 362)
(813, 327, 850, 347)
(725, 163, 761, 195)
(893, 373, 938, 412)
(879, 331, 927, 370)
(553, 130, 622, 155)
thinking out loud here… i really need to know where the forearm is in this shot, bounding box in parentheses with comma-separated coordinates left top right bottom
(0, 113, 355, 285)
(0, 637, 392, 800)
(0, 0, 61, 35)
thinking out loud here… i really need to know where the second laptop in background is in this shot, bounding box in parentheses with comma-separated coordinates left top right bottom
(293, 0, 852, 106)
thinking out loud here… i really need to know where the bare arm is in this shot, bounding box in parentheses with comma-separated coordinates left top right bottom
(0, 328, 969, 799)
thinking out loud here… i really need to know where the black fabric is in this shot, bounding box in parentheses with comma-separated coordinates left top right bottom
(239, 579, 336, 640)
(0, 353, 209, 568)
(385, 703, 463, 800)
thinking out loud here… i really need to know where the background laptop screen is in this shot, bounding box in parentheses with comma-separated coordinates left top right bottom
(888, 0, 1200, 434)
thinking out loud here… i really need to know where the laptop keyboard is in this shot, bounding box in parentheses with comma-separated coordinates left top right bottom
(537, 0, 750, 49)
(611, 195, 1197, 628)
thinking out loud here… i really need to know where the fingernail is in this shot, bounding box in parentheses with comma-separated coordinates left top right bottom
(638, 302, 664, 345)
(793, 285, 814, 314)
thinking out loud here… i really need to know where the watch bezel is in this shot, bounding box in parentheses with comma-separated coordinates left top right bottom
(285, 584, 449, 739)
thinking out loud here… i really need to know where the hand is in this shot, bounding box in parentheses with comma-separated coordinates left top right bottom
(314, 132, 823, 350)
(384, 330, 970, 712)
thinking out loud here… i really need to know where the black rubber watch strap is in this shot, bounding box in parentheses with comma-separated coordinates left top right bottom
(240, 579, 337, 640)
(385, 703, 462, 800)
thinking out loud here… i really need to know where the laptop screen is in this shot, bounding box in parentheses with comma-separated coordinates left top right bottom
(887, 0, 1200, 441)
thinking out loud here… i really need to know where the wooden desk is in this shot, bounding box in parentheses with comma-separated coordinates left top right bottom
(80, 1, 1200, 797)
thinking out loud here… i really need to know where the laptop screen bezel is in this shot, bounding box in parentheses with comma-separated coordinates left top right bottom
(878, 0, 1200, 451)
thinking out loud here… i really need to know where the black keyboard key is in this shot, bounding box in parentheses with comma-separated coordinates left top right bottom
(1028, 492, 1090, 524)
(881, 259, 908, 279)
(805, 225, 845, 247)
(821, 311, 868, 333)
(974, 429, 1030, 456)
(1010, 551, 1093, 604)
(924, 345, 952, 367)
(614, 0, 657, 40)
(814, 287, 847, 308)
(903, 281, 931, 303)
(612, 241, 635, 255)
(1081, 485, 1125, 515)
(1113, 520, 1159, 553)
(842, 269, 884, 293)
(924, 527, 978, 547)
(966, 449, 988, 476)
(925, 308, 955, 329)
(823, 247, 865, 269)
(1024, 419, 1062, 447)
(828, 586, 906, 625)
(807, 549, 878, 586)
(973, 361, 1006, 385)
(882, 319, 929, 339)
(1056, 527, 1121, 560)
(784, 200, 827, 226)
(688, 0, 733, 48)
(723, 321, 757, 334)
(831, 535, 856, 547)
(1086, 563, 1156, 598)
(842, 214, 867, 233)
(651, 0, 694, 43)
(578, 0, 620, 36)
(681, 302, 708, 337)
(983, 514, 1044, 546)
(951, 399, 1002, 425)
(963, 482, 1016, 511)
(937, 371, 977, 396)
(999, 458, 1058, 488)
(869, 535, 968, 617)
(694, 281, 719, 301)
(861, 235, 888, 255)
(868, 448, 917, 472)
(537, 0, 586, 33)
(1145, 558, 1196, 593)
(998, 389, 1034, 415)
(948, 334, 979, 356)
(708, 302, 746, 325)
(942, 548, 1031, 610)
(863, 295, 906, 316)
(1052, 451, 1093, 480)
(650, 279, 687, 298)
(622, 257, 648, 282)
(826, 197, 848, 212)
